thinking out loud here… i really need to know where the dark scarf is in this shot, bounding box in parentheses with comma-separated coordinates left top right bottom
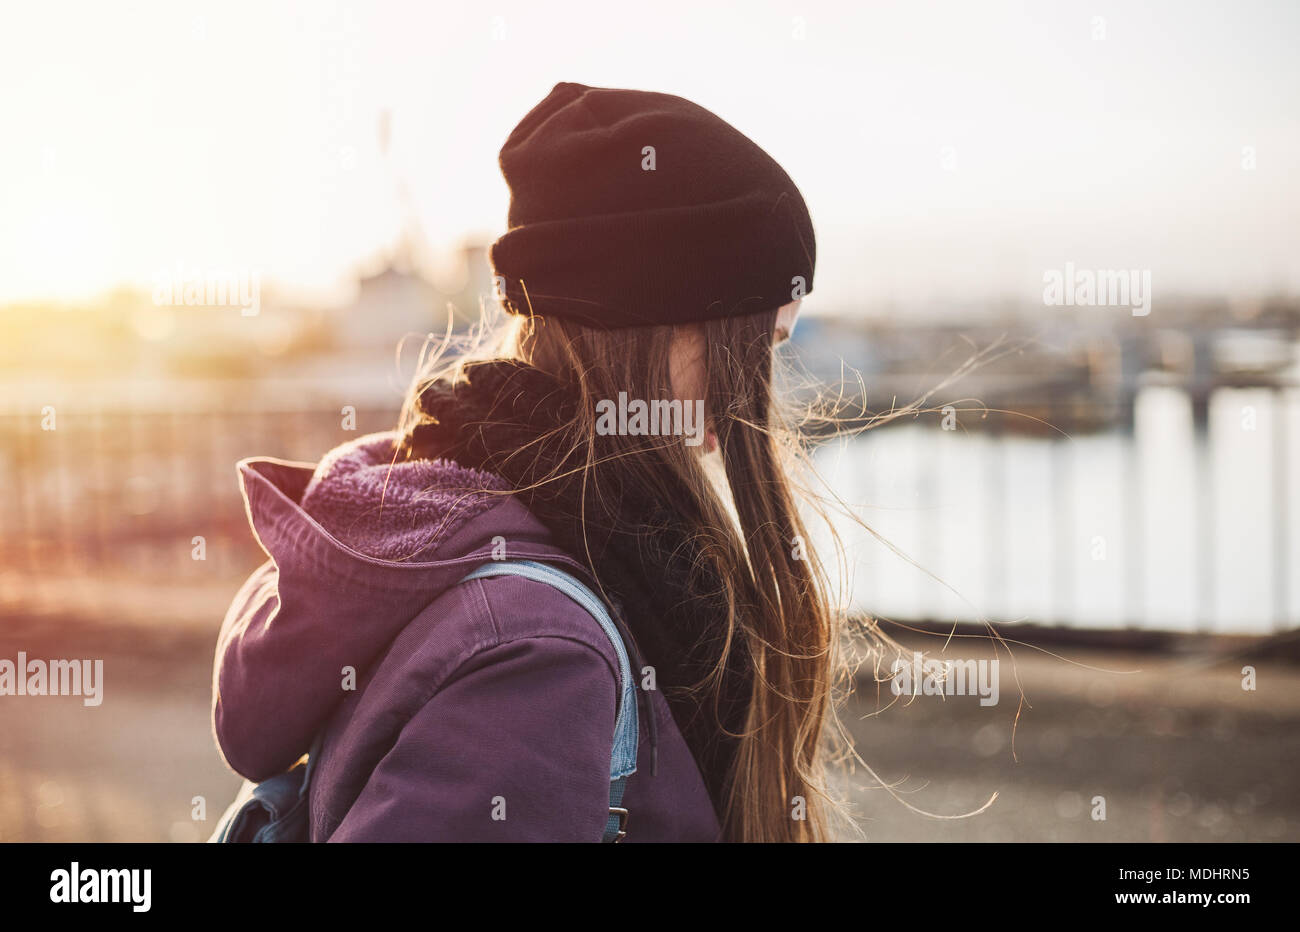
(401, 359, 752, 818)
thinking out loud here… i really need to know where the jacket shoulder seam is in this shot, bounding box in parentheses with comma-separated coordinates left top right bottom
(465, 574, 622, 663)
(411, 629, 621, 724)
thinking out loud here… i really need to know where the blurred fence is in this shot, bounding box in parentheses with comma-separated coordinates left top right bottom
(0, 400, 399, 594)
(819, 382, 1298, 635)
(0, 384, 1296, 634)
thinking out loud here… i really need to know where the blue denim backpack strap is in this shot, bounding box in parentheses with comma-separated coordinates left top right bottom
(460, 559, 639, 842)
(209, 730, 323, 843)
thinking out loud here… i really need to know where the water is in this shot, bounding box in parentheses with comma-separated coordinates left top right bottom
(814, 385, 1300, 634)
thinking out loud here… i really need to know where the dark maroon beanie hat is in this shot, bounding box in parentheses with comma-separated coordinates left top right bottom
(489, 82, 815, 329)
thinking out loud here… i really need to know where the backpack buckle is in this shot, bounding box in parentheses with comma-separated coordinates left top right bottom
(609, 806, 629, 842)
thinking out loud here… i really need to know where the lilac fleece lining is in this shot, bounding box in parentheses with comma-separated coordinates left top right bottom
(299, 432, 511, 563)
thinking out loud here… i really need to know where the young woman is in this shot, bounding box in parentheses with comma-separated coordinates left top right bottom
(212, 82, 848, 842)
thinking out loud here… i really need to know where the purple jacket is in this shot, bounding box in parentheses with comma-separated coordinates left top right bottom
(212, 432, 721, 842)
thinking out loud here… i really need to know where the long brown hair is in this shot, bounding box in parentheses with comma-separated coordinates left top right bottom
(398, 304, 853, 842)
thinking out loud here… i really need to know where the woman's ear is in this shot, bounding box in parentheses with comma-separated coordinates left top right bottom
(775, 299, 801, 343)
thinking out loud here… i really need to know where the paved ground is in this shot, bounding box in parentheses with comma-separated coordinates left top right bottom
(837, 634, 1300, 841)
(1, 604, 1297, 842)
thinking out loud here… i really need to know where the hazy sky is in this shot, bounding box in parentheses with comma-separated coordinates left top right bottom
(1, 0, 1297, 316)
